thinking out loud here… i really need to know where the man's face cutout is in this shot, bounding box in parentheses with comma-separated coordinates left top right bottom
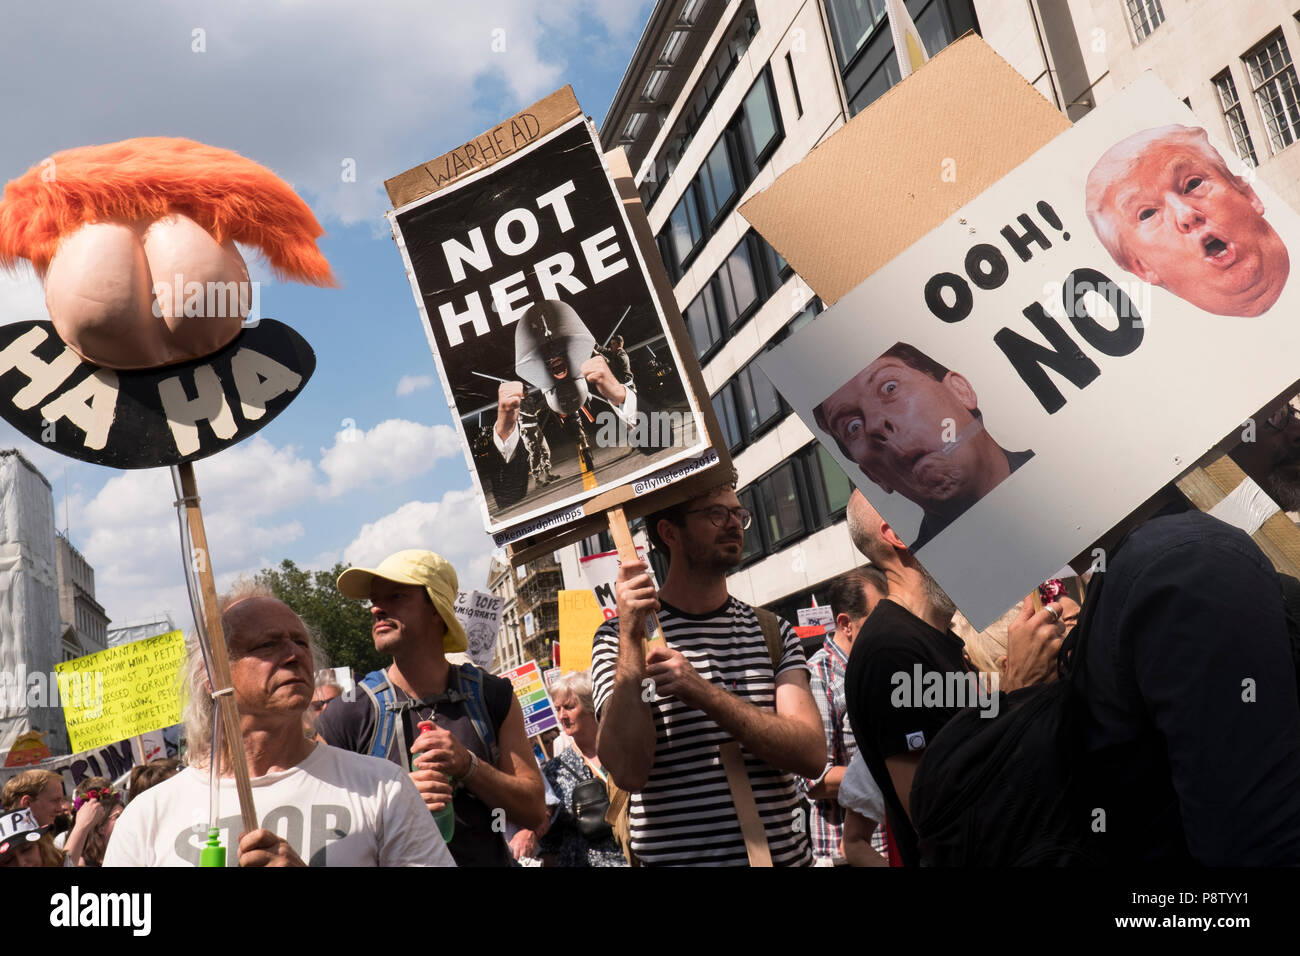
(818, 355, 983, 511)
(1092, 130, 1289, 317)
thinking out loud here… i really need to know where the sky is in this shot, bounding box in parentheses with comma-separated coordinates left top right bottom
(0, 0, 656, 630)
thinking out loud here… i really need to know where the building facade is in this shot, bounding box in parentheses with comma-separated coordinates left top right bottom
(978, 0, 1300, 209)
(56, 533, 109, 661)
(487, 552, 528, 673)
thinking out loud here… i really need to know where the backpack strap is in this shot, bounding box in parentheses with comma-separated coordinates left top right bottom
(454, 663, 500, 767)
(753, 607, 785, 674)
(359, 669, 398, 761)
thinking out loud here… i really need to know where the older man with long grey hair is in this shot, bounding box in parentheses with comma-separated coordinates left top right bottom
(105, 584, 453, 867)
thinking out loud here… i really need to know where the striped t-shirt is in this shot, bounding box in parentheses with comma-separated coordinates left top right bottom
(591, 597, 814, 866)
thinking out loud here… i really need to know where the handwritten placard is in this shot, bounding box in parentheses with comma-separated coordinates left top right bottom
(54, 630, 186, 752)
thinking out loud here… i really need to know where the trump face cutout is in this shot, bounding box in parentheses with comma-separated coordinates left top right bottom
(1086, 125, 1289, 317)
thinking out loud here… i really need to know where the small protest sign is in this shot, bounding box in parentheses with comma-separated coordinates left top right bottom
(759, 73, 1300, 629)
(386, 89, 712, 541)
(53, 630, 186, 752)
(578, 546, 652, 621)
(797, 605, 835, 642)
(557, 589, 604, 674)
(499, 660, 559, 737)
(453, 589, 505, 669)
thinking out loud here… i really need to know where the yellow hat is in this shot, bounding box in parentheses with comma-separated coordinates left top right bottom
(336, 550, 468, 654)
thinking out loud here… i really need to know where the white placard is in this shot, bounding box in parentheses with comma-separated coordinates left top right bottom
(762, 73, 1300, 629)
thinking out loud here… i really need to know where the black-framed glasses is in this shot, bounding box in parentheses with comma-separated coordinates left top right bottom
(1265, 402, 1299, 432)
(685, 505, 753, 529)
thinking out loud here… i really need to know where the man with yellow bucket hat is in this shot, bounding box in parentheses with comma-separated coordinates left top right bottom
(318, 550, 546, 866)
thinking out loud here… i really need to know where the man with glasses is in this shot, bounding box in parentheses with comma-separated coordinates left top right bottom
(591, 479, 826, 865)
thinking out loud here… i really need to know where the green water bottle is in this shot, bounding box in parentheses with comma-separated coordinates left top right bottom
(415, 720, 455, 843)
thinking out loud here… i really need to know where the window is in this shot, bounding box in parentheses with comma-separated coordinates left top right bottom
(713, 388, 743, 449)
(805, 444, 853, 523)
(1125, 0, 1164, 43)
(1213, 69, 1259, 166)
(666, 189, 704, 273)
(737, 487, 764, 565)
(1245, 30, 1300, 154)
(825, 0, 888, 69)
(683, 286, 724, 359)
(697, 138, 738, 226)
(785, 51, 803, 118)
(738, 69, 783, 173)
(716, 239, 760, 328)
(759, 463, 806, 549)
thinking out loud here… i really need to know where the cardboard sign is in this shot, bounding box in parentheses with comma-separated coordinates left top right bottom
(797, 605, 835, 642)
(499, 660, 558, 737)
(758, 73, 1300, 629)
(0, 319, 314, 468)
(557, 589, 604, 674)
(387, 91, 711, 540)
(0, 731, 166, 790)
(53, 630, 186, 752)
(578, 546, 653, 621)
(453, 589, 505, 669)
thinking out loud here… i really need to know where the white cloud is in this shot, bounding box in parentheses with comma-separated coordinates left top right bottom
(319, 418, 460, 496)
(343, 488, 495, 590)
(396, 374, 435, 397)
(0, 2, 648, 228)
(69, 436, 318, 622)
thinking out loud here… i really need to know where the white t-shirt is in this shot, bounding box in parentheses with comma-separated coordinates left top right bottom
(103, 744, 454, 867)
(838, 751, 887, 825)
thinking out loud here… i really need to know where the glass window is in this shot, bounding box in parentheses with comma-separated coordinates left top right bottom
(1125, 0, 1165, 43)
(816, 445, 853, 516)
(683, 286, 723, 358)
(787, 298, 823, 336)
(824, 0, 888, 68)
(1214, 69, 1259, 166)
(759, 463, 806, 547)
(698, 138, 737, 224)
(739, 71, 781, 169)
(668, 190, 704, 266)
(746, 363, 784, 432)
(717, 239, 759, 328)
(712, 385, 743, 451)
(1246, 30, 1300, 154)
(738, 486, 764, 564)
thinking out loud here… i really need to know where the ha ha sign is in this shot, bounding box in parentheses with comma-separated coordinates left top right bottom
(0, 318, 314, 468)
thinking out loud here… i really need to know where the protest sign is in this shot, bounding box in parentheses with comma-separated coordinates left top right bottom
(453, 589, 505, 670)
(756, 70, 1300, 629)
(386, 87, 719, 543)
(578, 546, 652, 621)
(797, 605, 835, 642)
(54, 629, 186, 752)
(557, 589, 604, 674)
(499, 660, 559, 737)
(0, 319, 314, 468)
(0, 731, 166, 791)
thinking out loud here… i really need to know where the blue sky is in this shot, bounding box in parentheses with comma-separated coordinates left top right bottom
(0, 0, 655, 628)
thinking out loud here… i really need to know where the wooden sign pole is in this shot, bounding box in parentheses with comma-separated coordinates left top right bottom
(606, 505, 664, 647)
(176, 462, 259, 834)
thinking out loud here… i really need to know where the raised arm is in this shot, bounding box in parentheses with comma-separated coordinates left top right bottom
(595, 559, 659, 792)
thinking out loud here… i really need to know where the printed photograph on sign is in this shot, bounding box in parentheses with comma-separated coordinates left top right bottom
(390, 115, 709, 536)
(814, 342, 1034, 552)
(760, 73, 1300, 630)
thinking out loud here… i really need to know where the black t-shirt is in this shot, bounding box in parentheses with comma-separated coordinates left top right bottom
(316, 665, 515, 867)
(844, 599, 969, 867)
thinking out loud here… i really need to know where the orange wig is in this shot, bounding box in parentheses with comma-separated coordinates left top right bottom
(0, 137, 335, 285)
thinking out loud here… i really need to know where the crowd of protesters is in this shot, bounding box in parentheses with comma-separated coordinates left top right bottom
(4, 394, 1300, 867)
